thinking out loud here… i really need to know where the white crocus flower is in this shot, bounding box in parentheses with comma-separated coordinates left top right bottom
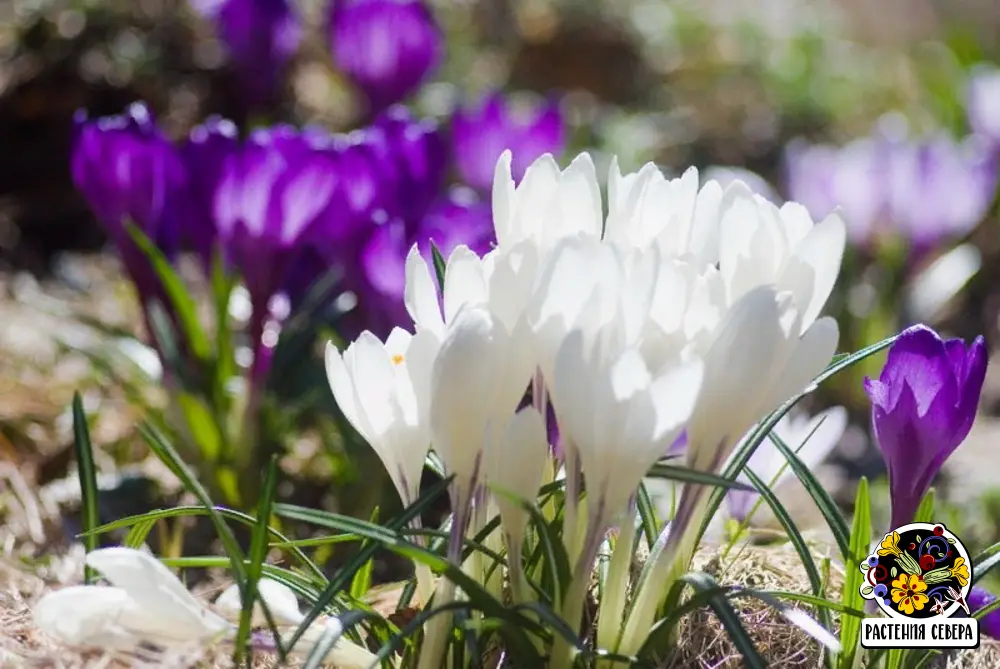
(404, 242, 539, 339)
(34, 547, 230, 651)
(215, 580, 378, 668)
(718, 183, 846, 333)
(492, 150, 603, 248)
(604, 159, 724, 264)
(429, 305, 535, 504)
(324, 327, 438, 507)
(552, 328, 703, 538)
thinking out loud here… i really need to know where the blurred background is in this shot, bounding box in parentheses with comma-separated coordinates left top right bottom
(2, 0, 1000, 579)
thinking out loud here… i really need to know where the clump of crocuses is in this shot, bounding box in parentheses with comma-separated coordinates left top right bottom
(865, 324, 988, 529)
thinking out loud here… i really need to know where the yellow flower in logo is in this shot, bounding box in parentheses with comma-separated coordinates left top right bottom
(891, 573, 929, 615)
(950, 557, 969, 587)
(878, 532, 902, 557)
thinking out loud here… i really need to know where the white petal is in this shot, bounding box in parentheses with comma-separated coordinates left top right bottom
(292, 616, 380, 669)
(86, 547, 229, 643)
(552, 152, 603, 240)
(325, 342, 367, 443)
(512, 154, 561, 243)
(33, 585, 137, 649)
(772, 406, 847, 489)
(764, 316, 839, 412)
(403, 245, 444, 336)
(215, 579, 305, 627)
(785, 212, 846, 331)
(492, 150, 515, 246)
(485, 407, 549, 543)
(443, 246, 488, 323)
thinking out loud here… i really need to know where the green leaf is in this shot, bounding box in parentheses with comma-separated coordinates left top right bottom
(891, 566, 898, 577)
(646, 463, 756, 492)
(235, 457, 284, 663)
(123, 518, 157, 549)
(768, 431, 850, 558)
(636, 482, 659, 550)
(861, 585, 873, 596)
(741, 466, 834, 657)
(838, 477, 870, 669)
(429, 240, 447, 292)
(282, 476, 452, 653)
(82, 505, 325, 583)
(176, 392, 224, 463)
(973, 548, 1000, 585)
(492, 485, 569, 603)
(125, 221, 211, 361)
(71, 392, 100, 584)
(136, 422, 247, 585)
(350, 507, 380, 601)
(913, 488, 934, 523)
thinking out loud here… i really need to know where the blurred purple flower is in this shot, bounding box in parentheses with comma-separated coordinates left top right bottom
(451, 92, 564, 192)
(967, 64, 1000, 149)
(785, 129, 997, 248)
(179, 116, 239, 269)
(968, 587, 1000, 638)
(374, 106, 449, 219)
(864, 324, 987, 529)
(214, 128, 339, 378)
(192, 0, 302, 109)
(885, 135, 996, 247)
(71, 103, 188, 348)
(328, 0, 443, 114)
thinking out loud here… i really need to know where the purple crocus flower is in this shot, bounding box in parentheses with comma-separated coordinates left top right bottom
(967, 64, 1000, 150)
(373, 106, 449, 219)
(884, 135, 997, 248)
(864, 324, 987, 529)
(192, 0, 302, 109)
(71, 103, 187, 344)
(968, 587, 1000, 638)
(451, 92, 564, 192)
(179, 116, 239, 270)
(328, 0, 443, 114)
(213, 128, 339, 380)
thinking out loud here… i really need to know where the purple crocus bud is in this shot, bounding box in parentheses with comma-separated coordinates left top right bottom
(451, 91, 564, 192)
(193, 0, 302, 109)
(214, 128, 339, 377)
(179, 116, 239, 270)
(967, 64, 1000, 150)
(968, 587, 1000, 638)
(864, 324, 988, 529)
(328, 0, 443, 113)
(374, 106, 448, 219)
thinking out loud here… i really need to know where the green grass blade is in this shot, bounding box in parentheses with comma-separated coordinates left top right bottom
(71, 392, 100, 584)
(137, 422, 246, 584)
(350, 507, 380, 601)
(913, 488, 935, 524)
(838, 477, 871, 669)
(768, 431, 850, 557)
(125, 221, 211, 361)
(235, 457, 284, 664)
(645, 463, 756, 491)
(677, 572, 767, 668)
(429, 240, 447, 291)
(636, 483, 660, 550)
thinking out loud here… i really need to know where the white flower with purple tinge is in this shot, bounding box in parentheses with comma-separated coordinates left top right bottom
(967, 63, 1000, 150)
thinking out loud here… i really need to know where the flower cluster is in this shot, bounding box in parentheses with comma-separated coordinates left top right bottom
(785, 119, 998, 250)
(325, 149, 847, 663)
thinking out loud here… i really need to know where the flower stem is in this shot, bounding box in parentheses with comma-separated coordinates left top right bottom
(596, 509, 637, 669)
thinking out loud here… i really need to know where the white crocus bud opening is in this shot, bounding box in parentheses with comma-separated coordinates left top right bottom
(484, 406, 549, 602)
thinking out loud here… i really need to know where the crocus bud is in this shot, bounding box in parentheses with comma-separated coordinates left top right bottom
(864, 324, 987, 529)
(328, 0, 443, 113)
(968, 587, 1000, 639)
(179, 116, 239, 270)
(452, 92, 564, 192)
(193, 0, 302, 109)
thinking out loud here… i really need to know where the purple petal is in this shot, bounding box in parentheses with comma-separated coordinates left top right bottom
(328, 0, 443, 113)
(865, 324, 988, 528)
(451, 91, 565, 192)
(198, 0, 302, 109)
(179, 116, 239, 267)
(374, 106, 449, 218)
(969, 587, 1000, 639)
